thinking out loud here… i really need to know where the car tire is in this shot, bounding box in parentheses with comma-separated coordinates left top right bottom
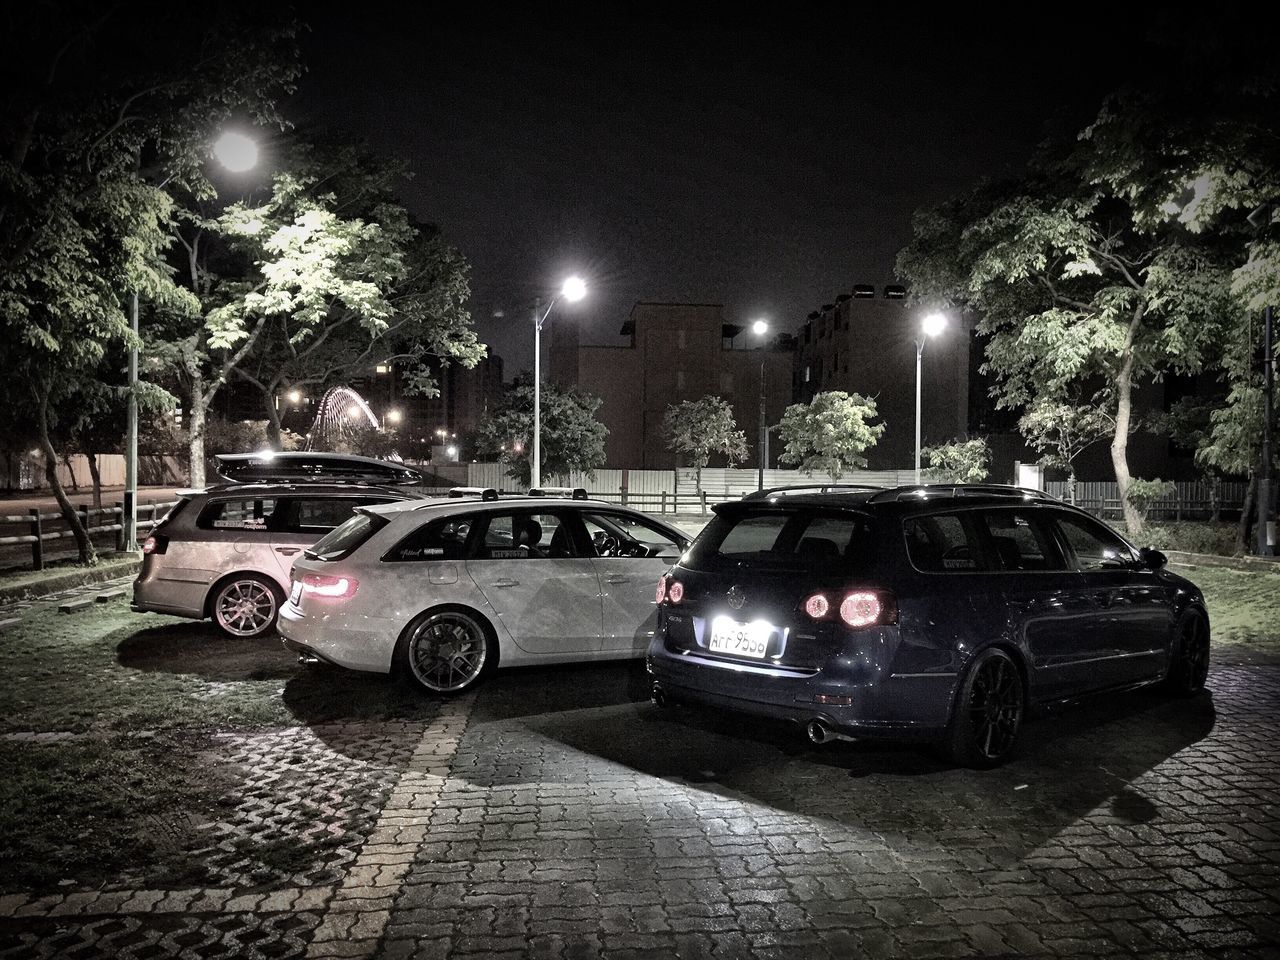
(395, 607, 498, 697)
(944, 647, 1025, 768)
(210, 574, 283, 639)
(1162, 610, 1210, 697)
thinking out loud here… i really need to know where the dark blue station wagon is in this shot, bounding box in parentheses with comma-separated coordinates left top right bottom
(646, 485, 1210, 767)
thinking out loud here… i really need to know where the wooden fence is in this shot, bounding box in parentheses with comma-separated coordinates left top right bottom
(0, 499, 178, 571)
(1043, 480, 1247, 521)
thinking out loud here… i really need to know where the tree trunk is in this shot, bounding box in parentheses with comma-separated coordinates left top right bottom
(36, 389, 94, 564)
(62, 453, 78, 492)
(1066, 470, 1077, 506)
(1111, 365, 1143, 539)
(262, 388, 284, 451)
(187, 378, 208, 488)
(1236, 472, 1257, 555)
(87, 452, 102, 508)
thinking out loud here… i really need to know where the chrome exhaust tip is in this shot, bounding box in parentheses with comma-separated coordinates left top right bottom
(806, 719, 829, 744)
(296, 653, 321, 666)
(651, 684, 668, 708)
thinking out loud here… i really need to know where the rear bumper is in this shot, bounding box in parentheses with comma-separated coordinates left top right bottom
(131, 580, 204, 619)
(276, 602, 397, 674)
(646, 643, 954, 740)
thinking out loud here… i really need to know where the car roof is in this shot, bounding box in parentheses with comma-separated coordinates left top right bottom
(720, 484, 1072, 516)
(362, 495, 652, 519)
(191, 482, 424, 498)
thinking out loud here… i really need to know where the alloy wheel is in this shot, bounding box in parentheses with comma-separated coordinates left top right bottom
(1178, 615, 1210, 693)
(214, 579, 278, 638)
(407, 612, 488, 693)
(967, 655, 1023, 762)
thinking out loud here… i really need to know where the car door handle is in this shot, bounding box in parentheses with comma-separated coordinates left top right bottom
(492, 578, 520, 588)
(275, 547, 301, 556)
(606, 575, 631, 584)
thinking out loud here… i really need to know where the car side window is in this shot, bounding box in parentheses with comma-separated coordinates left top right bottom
(385, 517, 472, 562)
(903, 514, 987, 572)
(197, 497, 280, 533)
(286, 497, 393, 534)
(582, 512, 683, 558)
(472, 511, 579, 560)
(979, 511, 1066, 571)
(1052, 513, 1135, 571)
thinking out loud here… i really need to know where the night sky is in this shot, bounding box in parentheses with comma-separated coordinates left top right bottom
(292, 6, 1173, 376)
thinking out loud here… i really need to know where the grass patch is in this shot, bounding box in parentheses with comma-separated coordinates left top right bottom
(0, 733, 228, 891)
(0, 553, 138, 594)
(1192, 566, 1280, 654)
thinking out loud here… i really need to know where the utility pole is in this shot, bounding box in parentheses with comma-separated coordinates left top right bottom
(124, 292, 138, 551)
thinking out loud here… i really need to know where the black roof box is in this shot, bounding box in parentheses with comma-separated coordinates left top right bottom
(211, 452, 425, 486)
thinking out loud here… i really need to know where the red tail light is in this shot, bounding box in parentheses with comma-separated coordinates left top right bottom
(142, 534, 168, 555)
(802, 588, 896, 629)
(301, 573, 359, 600)
(655, 574, 668, 605)
(667, 580, 684, 604)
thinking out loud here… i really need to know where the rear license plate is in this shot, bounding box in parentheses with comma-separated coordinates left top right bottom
(708, 617, 771, 659)
(289, 581, 302, 606)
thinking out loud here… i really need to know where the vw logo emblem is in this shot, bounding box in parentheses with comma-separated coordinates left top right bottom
(727, 585, 746, 610)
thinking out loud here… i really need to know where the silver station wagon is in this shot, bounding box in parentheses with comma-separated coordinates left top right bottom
(132, 482, 420, 637)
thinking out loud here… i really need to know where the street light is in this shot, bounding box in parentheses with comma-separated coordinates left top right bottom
(385, 408, 403, 426)
(915, 313, 948, 484)
(287, 389, 302, 405)
(531, 275, 587, 489)
(123, 132, 259, 554)
(753, 320, 770, 491)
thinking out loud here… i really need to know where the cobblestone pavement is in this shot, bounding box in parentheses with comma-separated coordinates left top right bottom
(2, 657, 1278, 959)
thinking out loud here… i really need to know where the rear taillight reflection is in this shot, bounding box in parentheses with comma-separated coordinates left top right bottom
(655, 574, 668, 605)
(667, 580, 684, 604)
(803, 593, 830, 619)
(301, 573, 358, 600)
(142, 534, 168, 555)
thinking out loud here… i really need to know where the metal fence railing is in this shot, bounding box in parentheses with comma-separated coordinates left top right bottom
(0, 500, 178, 571)
(1043, 480, 1247, 522)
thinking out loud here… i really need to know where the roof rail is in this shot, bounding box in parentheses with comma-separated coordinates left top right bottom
(528, 486, 589, 500)
(866, 484, 1060, 504)
(448, 486, 500, 502)
(742, 483, 886, 501)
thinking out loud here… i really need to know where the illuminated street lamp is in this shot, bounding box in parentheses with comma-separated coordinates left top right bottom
(287, 389, 302, 405)
(124, 131, 258, 553)
(385, 408, 403, 426)
(752, 319, 770, 491)
(915, 313, 948, 484)
(532, 275, 587, 489)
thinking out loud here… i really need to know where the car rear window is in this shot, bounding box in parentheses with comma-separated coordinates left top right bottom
(685, 509, 875, 572)
(305, 512, 388, 561)
(384, 518, 473, 561)
(197, 497, 281, 532)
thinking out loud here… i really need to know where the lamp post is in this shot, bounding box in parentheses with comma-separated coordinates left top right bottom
(915, 313, 947, 484)
(124, 130, 258, 553)
(752, 319, 769, 491)
(531, 275, 586, 490)
(1246, 201, 1276, 556)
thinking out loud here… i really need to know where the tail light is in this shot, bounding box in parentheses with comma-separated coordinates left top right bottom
(142, 534, 168, 555)
(802, 588, 896, 629)
(667, 580, 684, 604)
(301, 573, 359, 600)
(655, 574, 668, 605)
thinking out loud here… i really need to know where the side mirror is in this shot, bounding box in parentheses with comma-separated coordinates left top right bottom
(1138, 547, 1167, 570)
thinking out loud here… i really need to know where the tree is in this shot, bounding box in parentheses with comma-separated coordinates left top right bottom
(898, 139, 1238, 538)
(922, 438, 991, 484)
(1018, 399, 1114, 504)
(0, 4, 300, 560)
(476, 377, 608, 487)
(776, 391, 884, 481)
(662, 396, 748, 493)
(229, 148, 480, 450)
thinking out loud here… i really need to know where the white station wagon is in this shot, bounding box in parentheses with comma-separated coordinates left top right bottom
(277, 489, 692, 695)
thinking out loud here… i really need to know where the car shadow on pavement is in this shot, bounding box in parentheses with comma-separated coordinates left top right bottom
(471, 660, 1218, 862)
(280, 663, 444, 726)
(117, 621, 298, 681)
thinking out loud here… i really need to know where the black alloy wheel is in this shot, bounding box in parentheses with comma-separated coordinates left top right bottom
(946, 648, 1025, 768)
(1164, 611, 1210, 697)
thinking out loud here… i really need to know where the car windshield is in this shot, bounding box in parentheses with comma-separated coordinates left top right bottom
(685, 509, 876, 573)
(305, 512, 387, 561)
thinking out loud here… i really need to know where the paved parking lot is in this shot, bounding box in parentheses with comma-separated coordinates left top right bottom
(2, 635, 1278, 959)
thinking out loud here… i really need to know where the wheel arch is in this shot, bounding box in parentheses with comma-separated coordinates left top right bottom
(203, 568, 286, 619)
(393, 601, 502, 677)
(945, 640, 1031, 727)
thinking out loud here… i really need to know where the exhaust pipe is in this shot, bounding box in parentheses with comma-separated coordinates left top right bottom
(296, 652, 321, 666)
(806, 719, 856, 744)
(651, 684, 668, 708)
